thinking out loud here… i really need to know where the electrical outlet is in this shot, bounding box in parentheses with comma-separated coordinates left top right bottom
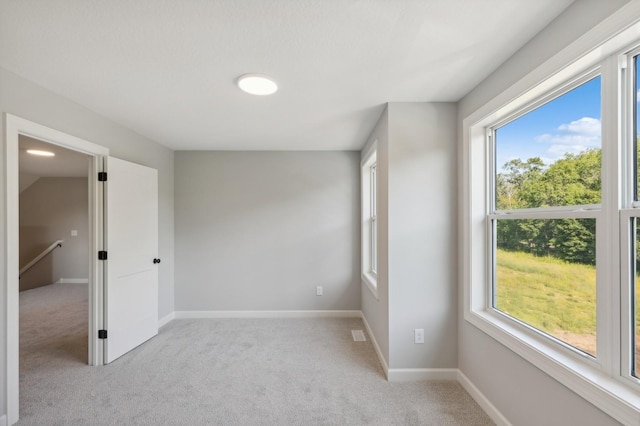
(316, 286, 323, 296)
(414, 328, 424, 344)
(71, 230, 78, 237)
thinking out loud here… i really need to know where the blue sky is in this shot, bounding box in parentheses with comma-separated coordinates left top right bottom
(495, 76, 602, 171)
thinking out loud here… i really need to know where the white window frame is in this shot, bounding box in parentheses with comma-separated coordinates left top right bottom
(362, 141, 378, 297)
(462, 8, 640, 424)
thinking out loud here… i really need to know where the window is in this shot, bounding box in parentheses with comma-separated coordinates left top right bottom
(463, 14, 640, 423)
(370, 163, 377, 274)
(362, 143, 377, 296)
(628, 52, 640, 380)
(491, 76, 601, 357)
(631, 220, 640, 378)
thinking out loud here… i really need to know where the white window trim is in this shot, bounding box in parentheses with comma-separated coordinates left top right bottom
(362, 141, 378, 298)
(462, 5, 640, 424)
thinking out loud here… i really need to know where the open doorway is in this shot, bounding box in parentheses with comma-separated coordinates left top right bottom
(18, 136, 92, 384)
(6, 115, 160, 424)
(5, 114, 109, 425)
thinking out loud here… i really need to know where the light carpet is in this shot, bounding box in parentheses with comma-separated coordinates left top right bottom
(19, 283, 493, 425)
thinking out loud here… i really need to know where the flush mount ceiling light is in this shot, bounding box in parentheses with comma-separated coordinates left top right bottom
(26, 149, 55, 157)
(236, 73, 278, 96)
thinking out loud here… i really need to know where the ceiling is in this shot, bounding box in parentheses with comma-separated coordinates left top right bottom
(0, 1, 573, 151)
(19, 135, 90, 178)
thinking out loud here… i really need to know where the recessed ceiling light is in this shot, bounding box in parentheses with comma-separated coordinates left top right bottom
(26, 149, 55, 157)
(236, 74, 278, 96)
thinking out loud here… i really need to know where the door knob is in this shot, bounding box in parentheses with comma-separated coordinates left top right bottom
(153, 258, 161, 264)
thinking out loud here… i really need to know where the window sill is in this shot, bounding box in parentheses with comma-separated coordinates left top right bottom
(362, 272, 378, 300)
(465, 309, 640, 425)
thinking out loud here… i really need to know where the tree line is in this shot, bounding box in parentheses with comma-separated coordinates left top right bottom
(496, 149, 600, 265)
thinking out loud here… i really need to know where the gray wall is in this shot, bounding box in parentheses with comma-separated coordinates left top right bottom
(19, 177, 89, 291)
(0, 66, 175, 418)
(457, 0, 630, 424)
(361, 107, 390, 367)
(387, 102, 457, 369)
(175, 151, 360, 311)
(361, 103, 457, 371)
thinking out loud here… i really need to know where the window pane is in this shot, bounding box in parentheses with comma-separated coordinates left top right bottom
(371, 164, 376, 216)
(495, 77, 601, 210)
(494, 218, 596, 356)
(370, 164, 377, 274)
(371, 218, 377, 274)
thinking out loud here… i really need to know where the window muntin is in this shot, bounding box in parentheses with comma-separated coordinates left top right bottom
(491, 76, 601, 356)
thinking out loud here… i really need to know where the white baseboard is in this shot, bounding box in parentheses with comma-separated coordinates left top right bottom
(387, 368, 458, 382)
(360, 312, 389, 379)
(174, 310, 362, 319)
(457, 371, 511, 426)
(0, 414, 6, 426)
(55, 278, 88, 284)
(158, 312, 175, 328)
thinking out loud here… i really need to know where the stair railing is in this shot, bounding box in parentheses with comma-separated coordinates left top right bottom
(19, 240, 64, 278)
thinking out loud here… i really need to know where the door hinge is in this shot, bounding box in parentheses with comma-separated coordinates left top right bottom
(98, 251, 107, 260)
(98, 172, 107, 181)
(98, 330, 108, 339)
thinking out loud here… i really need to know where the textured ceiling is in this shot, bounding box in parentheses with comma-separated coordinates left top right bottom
(0, 0, 573, 151)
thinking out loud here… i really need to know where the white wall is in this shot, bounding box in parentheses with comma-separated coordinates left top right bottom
(457, 0, 630, 424)
(174, 151, 360, 311)
(0, 66, 175, 419)
(19, 177, 89, 291)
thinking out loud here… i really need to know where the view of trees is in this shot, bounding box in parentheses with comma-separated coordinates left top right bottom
(495, 149, 601, 265)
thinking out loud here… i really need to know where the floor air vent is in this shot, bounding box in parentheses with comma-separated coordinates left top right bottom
(351, 330, 366, 342)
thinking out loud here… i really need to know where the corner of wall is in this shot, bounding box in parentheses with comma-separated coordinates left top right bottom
(360, 311, 389, 378)
(386, 102, 458, 370)
(359, 106, 390, 374)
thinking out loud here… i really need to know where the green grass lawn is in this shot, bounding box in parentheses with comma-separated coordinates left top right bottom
(496, 248, 640, 367)
(496, 249, 640, 359)
(496, 249, 599, 335)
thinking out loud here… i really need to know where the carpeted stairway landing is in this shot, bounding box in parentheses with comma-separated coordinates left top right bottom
(19, 283, 493, 425)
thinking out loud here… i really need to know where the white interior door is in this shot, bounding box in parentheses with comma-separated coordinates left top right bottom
(104, 156, 159, 363)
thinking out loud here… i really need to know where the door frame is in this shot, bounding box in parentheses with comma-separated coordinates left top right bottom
(4, 114, 109, 425)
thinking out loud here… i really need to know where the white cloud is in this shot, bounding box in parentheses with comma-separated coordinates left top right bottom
(536, 117, 601, 163)
(557, 117, 600, 138)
